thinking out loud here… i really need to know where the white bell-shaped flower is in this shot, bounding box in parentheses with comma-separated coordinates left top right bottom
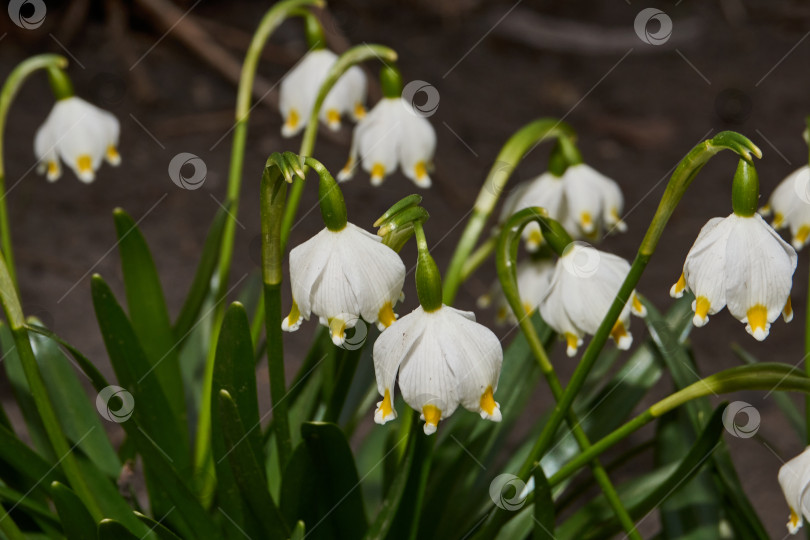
(283, 222, 405, 345)
(337, 97, 436, 188)
(669, 213, 796, 340)
(538, 242, 645, 357)
(373, 304, 503, 435)
(761, 165, 810, 250)
(500, 164, 626, 251)
(478, 259, 555, 324)
(34, 96, 120, 183)
(279, 49, 367, 137)
(779, 446, 810, 534)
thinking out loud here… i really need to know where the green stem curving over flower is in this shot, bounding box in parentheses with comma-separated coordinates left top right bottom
(477, 131, 762, 536)
(196, 0, 323, 498)
(442, 118, 576, 304)
(280, 43, 398, 248)
(0, 54, 69, 292)
(496, 209, 641, 539)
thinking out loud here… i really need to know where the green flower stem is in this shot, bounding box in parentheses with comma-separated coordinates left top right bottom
(195, 0, 321, 480)
(260, 153, 309, 468)
(279, 44, 398, 250)
(442, 119, 576, 304)
(731, 159, 759, 217)
(496, 210, 640, 540)
(413, 222, 443, 312)
(478, 131, 762, 536)
(0, 251, 103, 520)
(459, 236, 496, 283)
(0, 54, 69, 292)
(246, 44, 396, 380)
(45, 65, 74, 100)
(550, 362, 810, 487)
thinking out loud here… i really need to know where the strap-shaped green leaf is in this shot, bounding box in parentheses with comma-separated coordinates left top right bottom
(98, 519, 139, 540)
(91, 274, 191, 532)
(26, 322, 214, 539)
(643, 297, 769, 538)
(30, 325, 120, 478)
(0, 322, 52, 458)
(303, 422, 368, 537)
(134, 512, 183, 540)
(557, 405, 726, 539)
(533, 465, 554, 540)
(211, 303, 265, 539)
(113, 209, 187, 446)
(173, 205, 229, 342)
(50, 481, 95, 540)
(219, 389, 289, 538)
(91, 275, 188, 468)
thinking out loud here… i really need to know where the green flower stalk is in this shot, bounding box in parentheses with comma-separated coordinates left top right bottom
(196, 0, 324, 497)
(0, 250, 103, 520)
(260, 152, 307, 468)
(496, 208, 641, 539)
(442, 118, 577, 303)
(0, 54, 69, 290)
(279, 44, 399, 248)
(477, 131, 762, 536)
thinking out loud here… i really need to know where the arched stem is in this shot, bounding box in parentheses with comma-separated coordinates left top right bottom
(0, 54, 69, 291)
(442, 119, 576, 303)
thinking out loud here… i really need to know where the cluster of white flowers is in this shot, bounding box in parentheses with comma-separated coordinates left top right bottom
(283, 218, 503, 435)
(501, 164, 626, 252)
(279, 49, 367, 137)
(279, 51, 436, 189)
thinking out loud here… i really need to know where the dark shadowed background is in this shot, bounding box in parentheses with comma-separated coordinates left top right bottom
(1, 0, 809, 536)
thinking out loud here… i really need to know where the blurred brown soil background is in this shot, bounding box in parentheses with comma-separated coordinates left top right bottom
(2, 0, 810, 536)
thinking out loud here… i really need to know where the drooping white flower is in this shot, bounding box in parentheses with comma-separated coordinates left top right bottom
(779, 446, 810, 534)
(538, 242, 645, 357)
(477, 259, 555, 324)
(34, 96, 120, 183)
(279, 49, 367, 137)
(337, 98, 436, 188)
(760, 165, 810, 250)
(500, 164, 626, 251)
(669, 213, 797, 340)
(373, 304, 503, 435)
(283, 222, 406, 345)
